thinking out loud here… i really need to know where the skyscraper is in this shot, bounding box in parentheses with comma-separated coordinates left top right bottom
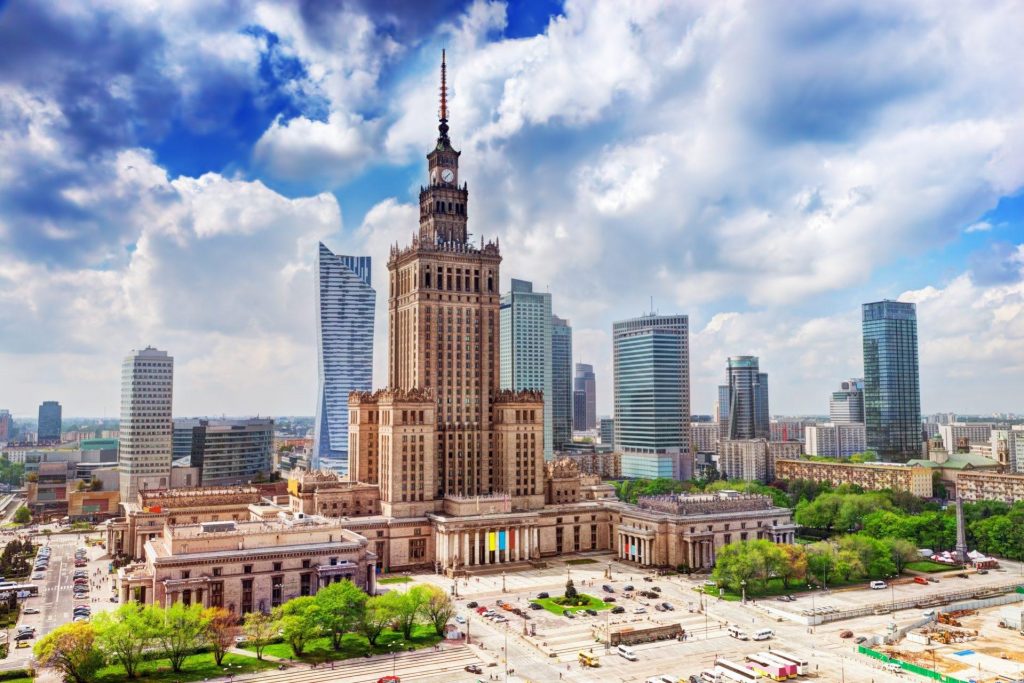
(500, 279, 553, 459)
(313, 243, 375, 474)
(573, 363, 596, 431)
(119, 347, 173, 501)
(723, 356, 769, 440)
(830, 378, 865, 423)
(0, 409, 13, 443)
(181, 418, 274, 486)
(863, 300, 922, 461)
(348, 51, 545, 518)
(551, 315, 573, 451)
(612, 314, 691, 479)
(37, 401, 62, 444)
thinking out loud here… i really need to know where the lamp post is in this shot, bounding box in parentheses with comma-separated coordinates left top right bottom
(502, 570, 506, 594)
(889, 576, 896, 615)
(808, 583, 815, 634)
(741, 580, 747, 605)
(391, 642, 398, 678)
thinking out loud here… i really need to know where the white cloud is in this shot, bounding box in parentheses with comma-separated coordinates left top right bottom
(966, 221, 993, 233)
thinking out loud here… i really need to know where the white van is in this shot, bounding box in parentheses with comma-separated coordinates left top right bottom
(752, 628, 774, 641)
(617, 644, 638, 661)
(727, 625, 748, 640)
(870, 580, 887, 590)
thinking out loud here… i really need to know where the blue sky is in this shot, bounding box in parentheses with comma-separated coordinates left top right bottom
(1, 0, 1023, 419)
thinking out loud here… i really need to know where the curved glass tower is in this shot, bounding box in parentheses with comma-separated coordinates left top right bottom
(313, 243, 375, 474)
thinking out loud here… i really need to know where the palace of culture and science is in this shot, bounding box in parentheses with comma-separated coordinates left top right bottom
(110, 55, 794, 610)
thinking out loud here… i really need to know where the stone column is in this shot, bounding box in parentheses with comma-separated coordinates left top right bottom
(473, 530, 479, 566)
(463, 531, 470, 567)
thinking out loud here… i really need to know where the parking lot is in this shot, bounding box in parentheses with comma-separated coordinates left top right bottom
(3, 531, 116, 671)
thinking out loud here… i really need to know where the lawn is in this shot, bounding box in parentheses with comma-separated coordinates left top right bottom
(531, 593, 610, 615)
(702, 576, 869, 600)
(906, 560, 961, 573)
(244, 624, 441, 663)
(564, 558, 598, 565)
(94, 652, 276, 683)
(377, 576, 413, 585)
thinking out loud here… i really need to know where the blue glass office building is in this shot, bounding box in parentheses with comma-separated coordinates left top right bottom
(313, 243, 375, 474)
(862, 300, 921, 461)
(613, 314, 690, 479)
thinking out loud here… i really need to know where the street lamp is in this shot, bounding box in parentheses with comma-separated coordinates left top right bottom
(889, 576, 896, 615)
(808, 583, 815, 634)
(741, 580, 747, 605)
(502, 570, 506, 594)
(391, 641, 398, 678)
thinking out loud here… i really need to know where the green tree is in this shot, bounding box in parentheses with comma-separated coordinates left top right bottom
(886, 538, 920, 575)
(805, 542, 836, 587)
(380, 585, 429, 640)
(242, 611, 277, 660)
(422, 584, 456, 636)
(154, 602, 208, 673)
(778, 544, 808, 588)
(274, 596, 320, 657)
(13, 506, 30, 524)
(711, 541, 764, 593)
(34, 622, 103, 683)
(203, 607, 235, 666)
(93, 604, 157, 679)
(359, 595, 395, 647)
(313, 580, 367, 650)
(564, 577, 578, 600)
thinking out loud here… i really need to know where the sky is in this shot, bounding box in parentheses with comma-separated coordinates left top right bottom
(1, 0, 1023, 420)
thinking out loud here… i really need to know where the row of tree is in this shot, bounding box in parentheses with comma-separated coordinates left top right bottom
(0, 537, 34, 577)
(35, 580, 456, 682)
(712, 535, 920, 595)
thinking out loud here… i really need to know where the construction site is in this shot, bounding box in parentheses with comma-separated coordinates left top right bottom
(872, 604, 1024, 682)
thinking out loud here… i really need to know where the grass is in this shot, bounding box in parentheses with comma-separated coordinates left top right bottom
(531, 593, 610, 615)
(702, 575, 870, 600)
(565, 558, 598, 565)
(906, 560, 961, 573)
(95, 652, 275, 683)
(244, 624, 441, 663)
(377, 576, 413, 585)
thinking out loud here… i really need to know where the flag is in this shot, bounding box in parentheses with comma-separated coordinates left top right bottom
(498, 530, 507, 551)
(488, 532, 496, 551)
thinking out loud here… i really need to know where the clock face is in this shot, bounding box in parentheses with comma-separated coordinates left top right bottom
(441, 168, 455, 183)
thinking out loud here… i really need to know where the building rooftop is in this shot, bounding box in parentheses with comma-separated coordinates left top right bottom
(906, 453, 1001, 470)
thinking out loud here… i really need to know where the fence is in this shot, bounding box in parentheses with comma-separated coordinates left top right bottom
(857, 645, 968, 683)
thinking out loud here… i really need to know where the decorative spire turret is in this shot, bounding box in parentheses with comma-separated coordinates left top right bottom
(438, 49, 450, 146)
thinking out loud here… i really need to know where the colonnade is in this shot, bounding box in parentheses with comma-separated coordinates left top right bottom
(437, 526, 539, 569)
(617, 531, 655, 566)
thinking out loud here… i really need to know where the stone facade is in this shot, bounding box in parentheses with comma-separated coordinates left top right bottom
(775, 458, 933, 497)
(955, 470, 1024, 503)
(119, 512, 375, 614)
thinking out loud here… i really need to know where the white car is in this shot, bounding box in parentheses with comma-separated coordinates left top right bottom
(633, 606, 646, 614)
(23, 608, 39, 615)
(455, 615, 466, 624)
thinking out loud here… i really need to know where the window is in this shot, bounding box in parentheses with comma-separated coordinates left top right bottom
(302, 559, 311, 569)
(271, 575, 283, 608)
(212, 567, 222, 577)
(410, 538, 427, 560)
(300, 573, 312, 597)
(210, 581, 224, 608)
(273, 562, 282, 572)
(181, 570, 190, 579)
(241, 579, 253, 614)
(243, 564, 253, 574)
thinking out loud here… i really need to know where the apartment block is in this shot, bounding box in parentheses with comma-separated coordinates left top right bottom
(775, 459, 932, 497)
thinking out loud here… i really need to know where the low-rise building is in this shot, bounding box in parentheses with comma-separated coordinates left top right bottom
(775, 458, 933, 497)
(906, 449, 1002, 498)
(118, 512, 376, 612)
(955, 470, 1024, 503)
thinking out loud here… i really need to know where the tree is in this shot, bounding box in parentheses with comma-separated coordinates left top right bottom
(154, 602, 208, 672)
(243, 611, 277, 661)
(778, 544, 808, 588)
(805, 542, 835, 587)
(564, 577, 578, 600)
(203, 607, 235, 666)
(379, 586, 428, 640)
(274, 596, 320, 657)
(422, 585, 456, 636)
(711, 542, 763, 593)
(34, 622, 104, 683)
(359, 595, 395, 647)
(313, 580, 367, 650)
(94, 604, 156, 679)
(887, 538, 919, 575)
(13, 506, 30, 524)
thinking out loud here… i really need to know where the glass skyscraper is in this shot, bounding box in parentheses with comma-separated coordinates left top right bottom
(862, 300, 921, 461)
(613, 314, 690, 479)
(499, 279, 553, 459)
(551, 315, 573, 452)
(313, 243, 375, 474)
(573, 363, 597, 430)
(723, 356, 769, 440)
(37, 400, 62, 444)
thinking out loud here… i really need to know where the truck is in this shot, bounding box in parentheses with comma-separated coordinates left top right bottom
(578, 651, 600, 668)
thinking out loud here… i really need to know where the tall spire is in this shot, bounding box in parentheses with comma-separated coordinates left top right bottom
(438, 49, 450, 145)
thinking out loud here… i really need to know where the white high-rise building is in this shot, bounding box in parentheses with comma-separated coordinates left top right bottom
(805, 423, 867, 458)
(119, 347, 174, 501)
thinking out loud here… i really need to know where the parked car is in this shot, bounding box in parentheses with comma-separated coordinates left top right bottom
(855, 636, 868, 644)
(464, 665, 482, 674)
(978, 569, 989, 575)
(839, 630, 854, 638)
(602, 584, 614, 593)
(13, 632, 33, 641)
(23, 608, 39, 615)
(466, 601, 478, 608)
(633, 607, 646, 614)
(585, 609, 598, 616)
(662, 602, 674, 611)
(654, 604, 665, 612)
(651, 586, 662, 593)
(611, 606, 626, 614)
(377, 676, 401, 683)
(529, 603, 543, 610)
(563, 610, 575, 619)
(536, 592, 549, 599)
(913, 577, 929, 585)
(927, 577, 939, 583)
(624, 584, 635, 591)
(604, 597, 616, 602)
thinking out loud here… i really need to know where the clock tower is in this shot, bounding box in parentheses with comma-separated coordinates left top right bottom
(419, 50, 469, 245)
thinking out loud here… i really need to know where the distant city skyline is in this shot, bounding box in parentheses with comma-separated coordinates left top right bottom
(2, 2, 1023, 419)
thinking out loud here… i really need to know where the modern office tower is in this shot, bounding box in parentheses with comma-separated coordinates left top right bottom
(572, 390, 586, 433)
(862, 300, 922, 461)
(830, 379, 865, 423)
(0, 410, 11, 443)
(573, 363, 597, 431)
(177, 418, 274, 486)
(313, 243, 375, 475)
(37, 401, 62, 444)
(349, 50, 546, 517)
(722, 356, 769, 440)
(500, 279, 553, 459)
(613, 314, 690, 479)
(804, 423, 867, 458)
(715, 385, 730, 440)
(599, 417, 615, 445)
(551, 315, 573, 451)
(119, 347, 174, 501)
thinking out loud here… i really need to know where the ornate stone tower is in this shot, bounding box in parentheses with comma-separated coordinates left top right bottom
(352, 52, 544, 515)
